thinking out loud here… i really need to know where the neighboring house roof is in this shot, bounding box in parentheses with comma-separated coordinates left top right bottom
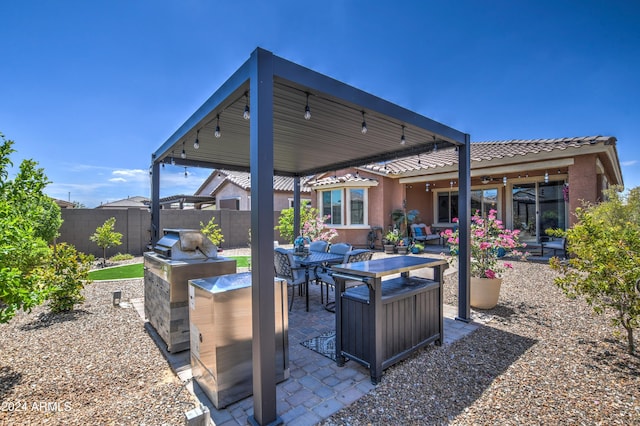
(362, 136, 622, 185)
(52, 198, 75, 209)
(197, 170, 313, 195)
(308, 173, 379, 188)
(159, 194, 216, 208)
(96, 196, 150, 209)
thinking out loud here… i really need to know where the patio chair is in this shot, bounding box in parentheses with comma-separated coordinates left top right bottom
(316, 249, 374, 311)
(542, 237, 567, 258)
(309, 240, 329, 253)
(410, 223, 441, 245)
(274, 247, 308, 311)
(328, 242, 352, 255)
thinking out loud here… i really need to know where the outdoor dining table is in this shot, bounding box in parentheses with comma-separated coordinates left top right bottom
(291, 250, 345, 311)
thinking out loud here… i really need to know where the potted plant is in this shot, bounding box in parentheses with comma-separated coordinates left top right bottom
(391, 208, 420, 239)
(442, 209, 527, 309)
(411, 242, 424, 254)
(396, 238, 409, 255)
(383, 229, 400, 254)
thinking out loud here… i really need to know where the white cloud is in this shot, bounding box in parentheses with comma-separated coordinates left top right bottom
(112, 169, 148, 181)
(621, 160, 638, 167)
(109, 177, 127, 183)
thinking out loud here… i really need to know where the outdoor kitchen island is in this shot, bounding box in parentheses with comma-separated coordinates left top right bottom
(332, 256, 447, 384)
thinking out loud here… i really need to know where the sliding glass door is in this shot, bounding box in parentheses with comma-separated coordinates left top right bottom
(512, 182, 566, 242)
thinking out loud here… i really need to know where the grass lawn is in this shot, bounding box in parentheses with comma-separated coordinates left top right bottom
(230, 256, 250, 268)
(88, 256, 251, 280)
(89, 263, 144, 280)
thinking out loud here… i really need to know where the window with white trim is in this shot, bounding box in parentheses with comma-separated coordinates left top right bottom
(319, 187, 369, 226)
(322, 189, 342, 225)
(348, 188, 365, 225)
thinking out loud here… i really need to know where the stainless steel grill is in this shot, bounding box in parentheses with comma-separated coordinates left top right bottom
(152, 228, 219, 260)
(144, 229, 236, 352)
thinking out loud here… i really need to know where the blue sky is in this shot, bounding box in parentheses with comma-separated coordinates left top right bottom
(1, 0, 638, 208)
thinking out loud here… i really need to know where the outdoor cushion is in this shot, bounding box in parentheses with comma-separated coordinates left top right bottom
(413, 226, 424, 237)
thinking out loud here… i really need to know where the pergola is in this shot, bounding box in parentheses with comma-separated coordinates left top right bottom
(150, 47, 471, 426)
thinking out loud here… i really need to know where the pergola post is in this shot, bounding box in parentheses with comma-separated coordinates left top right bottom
(293, 177, 301, 238)
(150, 158, 160, 246)
(248, 49, 281, 426)
(456, 134, 471, 322)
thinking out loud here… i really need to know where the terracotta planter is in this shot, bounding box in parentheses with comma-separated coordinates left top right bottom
(470, 277, 503, 309)
(384, 244, 396, 254)
(397, 246, 408, 255)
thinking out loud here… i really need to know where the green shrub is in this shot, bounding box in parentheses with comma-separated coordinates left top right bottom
(110, 252, 134, 261)
(200, 216, 224, 246)
(45, 243, 93, 313)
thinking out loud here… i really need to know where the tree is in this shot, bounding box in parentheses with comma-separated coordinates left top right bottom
(200, 216, 224, 246)
(550, 186, 640, 354)
(90, 217, 123, 266)
(275, 205, 318, 244)
(0, 133, 62, 322)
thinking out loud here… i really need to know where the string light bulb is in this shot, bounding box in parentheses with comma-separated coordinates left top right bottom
(304, 92, 311, 120)
(170, 151, 175, 166)
(400, 125, 406, 145)
(181, 142, 186, 159)
(544, 170, 549, 183)
(243, 92, 250, 120)
(361, 111, 367, 134)
(184, 167, 188, 178)
(214, 114, 221, 138)
(193, 129, 200, 149)
(503, 176, 507, 186)
(425, 182, 430, 192)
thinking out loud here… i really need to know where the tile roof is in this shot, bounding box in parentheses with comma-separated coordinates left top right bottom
(363, 136, 616, 174)
(216, 170, 313, 193)
(307, 173, 378, 187)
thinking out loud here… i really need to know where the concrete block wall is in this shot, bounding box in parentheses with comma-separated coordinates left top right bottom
(59, 209, 285, 257)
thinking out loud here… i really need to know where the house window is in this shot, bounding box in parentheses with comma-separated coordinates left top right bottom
(319, 187, 369, 226)
(348, 188, 365, 225)
(322, 189, 342, 225)
(437, 191, 458, 223)
(219, 198, 240, 210)
(288, 198, 311, 208)
(437, 188, 499, 223)
(471, 189, 498, 216)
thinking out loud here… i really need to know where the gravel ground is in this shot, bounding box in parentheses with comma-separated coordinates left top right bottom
(1, 259, 638, 425)
(0, 277, 197, 425)
(324, 261, 640, 425)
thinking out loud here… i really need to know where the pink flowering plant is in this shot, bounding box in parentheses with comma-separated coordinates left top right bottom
(302, 214, 339, 242)
(441, 209, 527, 279)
